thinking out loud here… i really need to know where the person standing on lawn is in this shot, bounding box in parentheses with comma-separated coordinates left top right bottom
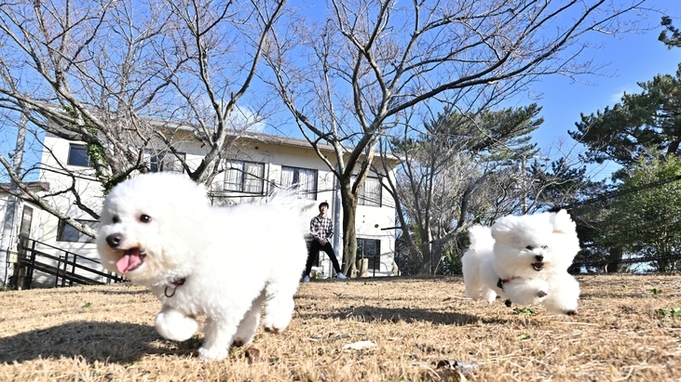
(303, 202, 347, 282)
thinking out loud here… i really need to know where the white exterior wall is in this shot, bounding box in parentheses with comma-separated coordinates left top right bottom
(38, 134, 103, 255)
(207, 139, 397, 277)
(6, 132, 397, 286)
(0, 194, 49, 286)
(0, 195, 12, 285)
(355, 178, 397, 276)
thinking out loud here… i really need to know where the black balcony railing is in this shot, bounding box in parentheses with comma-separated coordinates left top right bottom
(11, 237, 124, 289)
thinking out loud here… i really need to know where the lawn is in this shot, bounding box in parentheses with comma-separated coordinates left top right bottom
(1, 274, 680, 381)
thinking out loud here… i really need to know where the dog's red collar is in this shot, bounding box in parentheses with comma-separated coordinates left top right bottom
(497, 277, 514, 290)
(164, 277, 187, 298)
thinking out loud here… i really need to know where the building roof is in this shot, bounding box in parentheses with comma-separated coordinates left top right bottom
(45, 113, 401, 166)
(0, 182, 50, 197)
(235, 130, 401, 165)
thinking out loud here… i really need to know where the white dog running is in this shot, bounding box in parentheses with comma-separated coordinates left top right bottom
(97, 172, 310, 362)
(461, 210, 581, 315)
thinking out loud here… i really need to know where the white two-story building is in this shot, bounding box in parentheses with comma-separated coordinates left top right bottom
(0, 129, 398, 287)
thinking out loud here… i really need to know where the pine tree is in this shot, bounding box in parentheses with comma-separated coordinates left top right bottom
(570, 17, 681, 173)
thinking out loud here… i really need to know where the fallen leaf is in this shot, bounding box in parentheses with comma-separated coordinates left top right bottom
(435, 359, 479, 377)
(244, 347, 260, 364)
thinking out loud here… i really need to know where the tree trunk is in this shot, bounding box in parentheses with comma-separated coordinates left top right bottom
(607, 246, 623, 273)
(339, 179, 359, 276)
(417, 259, 434, 275)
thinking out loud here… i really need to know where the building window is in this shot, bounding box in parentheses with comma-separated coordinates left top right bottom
(358, 177, 382, 207)
(281, 166, 317, 200)
(357, 238, 381, 271)
(67, 144, 89, 167)
(146, 151, 186, 173)
(19, 206, 33, 238)
(224, 160, 265, 194)
(57, 219, 99, 243)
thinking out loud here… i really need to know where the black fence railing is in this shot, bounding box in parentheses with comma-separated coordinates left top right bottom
(11, 237, 124, 289)
(569, 254, 681, 273)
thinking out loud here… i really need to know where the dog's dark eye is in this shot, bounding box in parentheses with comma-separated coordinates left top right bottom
(525, 245, 534, 251)
(139, 214, 151, 223)
(112, 215, 120, 224)
(541, 245, 548, 249)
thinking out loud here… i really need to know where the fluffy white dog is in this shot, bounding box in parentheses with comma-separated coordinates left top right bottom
(461, 209, 581, 315)
(97, 172, 310, 362)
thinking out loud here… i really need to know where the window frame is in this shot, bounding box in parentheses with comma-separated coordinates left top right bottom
(280, 165, 318, 200)
(358, 177, 382, 207)
(57, 219, 99, 243)
(148, 151, 186, 174)
(224, 160, 266, 194)
(67, 144, 90, 167)
(357, 238, 381, 271)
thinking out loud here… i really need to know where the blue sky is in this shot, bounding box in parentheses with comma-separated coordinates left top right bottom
(2, 1, 680, 183)
(518, 1, 681, 179)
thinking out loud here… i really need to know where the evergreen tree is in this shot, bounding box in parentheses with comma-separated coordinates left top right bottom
(567, 17, 681, 273)
(570, 62, 681, 170)
(660, 16, 681, 49)
(570, 18, 681, 173)
(603, 156, 681, 272)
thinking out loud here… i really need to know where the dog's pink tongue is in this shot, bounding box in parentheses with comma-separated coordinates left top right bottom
(116, 249, 142, 274)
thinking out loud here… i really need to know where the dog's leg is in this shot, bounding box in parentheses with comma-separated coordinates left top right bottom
(155, 305, 199, 342)
(232, 291, 265, 346)
(480, 287, 498, 304)
(199, 316, 241, 362)
(262, 279, 297, 333)
(542, 274, 580, 315)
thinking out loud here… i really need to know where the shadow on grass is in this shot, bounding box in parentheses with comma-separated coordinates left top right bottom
(19, 284, 150, 296)
(298, 305, 508, 326)
(0, 321, 199, 364)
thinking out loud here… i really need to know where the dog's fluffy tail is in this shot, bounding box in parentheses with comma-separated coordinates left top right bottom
(461, 225, 495, 300)
(265, 189, 317, 234)
(467, 225, 494, 252)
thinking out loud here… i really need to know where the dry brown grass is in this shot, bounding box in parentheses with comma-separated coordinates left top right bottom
(1, 274, 680, 381)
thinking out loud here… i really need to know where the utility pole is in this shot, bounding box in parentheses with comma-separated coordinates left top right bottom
(520, 155, 528, 215)
(519, 155, 549, 214)
(332, 164, 342, 268)
(1, 114, 26, 285)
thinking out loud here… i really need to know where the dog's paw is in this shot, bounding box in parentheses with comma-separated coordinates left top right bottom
(264, 325, 283, 334)
(198, 345, 229, 362)
(232, 337, 254, 347)
(155, 309, 199, 342)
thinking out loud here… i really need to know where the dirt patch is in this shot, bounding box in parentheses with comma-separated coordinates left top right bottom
(1, 274, 680, 381)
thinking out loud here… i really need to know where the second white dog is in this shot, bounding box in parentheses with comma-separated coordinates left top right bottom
(97, 172, 311, 362)
(461, 209, 581, 315)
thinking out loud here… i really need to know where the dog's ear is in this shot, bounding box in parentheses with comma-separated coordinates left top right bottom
(491, 215, 518, 243)
(550, 209, 576, 234)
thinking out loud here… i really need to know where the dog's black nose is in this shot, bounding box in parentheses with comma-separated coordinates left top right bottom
(535, 255, 544, 262)
(106, 233, 123, 248)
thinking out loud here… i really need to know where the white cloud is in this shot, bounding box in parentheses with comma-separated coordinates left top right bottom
(608, 85, 639, 104)
(228, 105, 266, 133)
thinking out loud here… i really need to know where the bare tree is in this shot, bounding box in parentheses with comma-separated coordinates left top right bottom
(0, 0, 286, 236)
(264, 0, 649, 275)
(380, 103, 543, 275)
(381, 102, 605, 276)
